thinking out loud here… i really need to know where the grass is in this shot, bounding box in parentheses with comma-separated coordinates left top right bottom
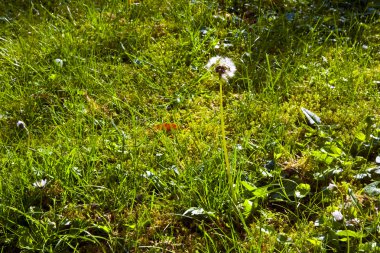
(0, 0, 380, 252)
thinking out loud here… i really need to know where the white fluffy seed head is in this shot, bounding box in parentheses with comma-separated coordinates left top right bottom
(206, 56, 236, 81)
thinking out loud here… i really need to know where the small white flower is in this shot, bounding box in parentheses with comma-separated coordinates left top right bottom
(345, 218, 360, 227)
(214, 42, 233, 49)
(17, 120, 26, 129)
(47, 219, 57, 228)
(33, 179, 47, 188)
(327, 183, 337, 191)
(142, 171, 154, 178)
(54, 58, 63, 67)
(332, 210, 343, 221)
(17, 120, 29, 134)
(206, 56, 236, 81)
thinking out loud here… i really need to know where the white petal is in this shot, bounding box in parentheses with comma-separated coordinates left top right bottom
(332, 210, 343, 221)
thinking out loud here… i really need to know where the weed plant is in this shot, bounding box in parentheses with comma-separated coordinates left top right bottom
(0, 0, 380, 252)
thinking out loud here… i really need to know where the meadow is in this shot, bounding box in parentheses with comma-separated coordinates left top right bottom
(0, 0, 380, 252)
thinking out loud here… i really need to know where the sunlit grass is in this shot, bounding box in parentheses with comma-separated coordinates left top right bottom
(0, 0, 380, 252)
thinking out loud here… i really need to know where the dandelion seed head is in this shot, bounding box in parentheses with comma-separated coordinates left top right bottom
(206, 56, 236, 81)
(215, 65, 228, 74)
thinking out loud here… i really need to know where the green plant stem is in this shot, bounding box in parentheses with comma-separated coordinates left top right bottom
(219, 79, 236, 203)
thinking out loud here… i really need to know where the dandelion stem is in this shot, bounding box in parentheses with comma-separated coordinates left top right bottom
(219, 79, 236, 203)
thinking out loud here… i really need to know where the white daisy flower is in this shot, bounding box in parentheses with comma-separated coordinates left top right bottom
(205, 56, 236, 81)
(33, 179, 47, 188)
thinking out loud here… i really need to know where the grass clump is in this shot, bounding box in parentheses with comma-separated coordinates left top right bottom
(1, 0, 380, 252)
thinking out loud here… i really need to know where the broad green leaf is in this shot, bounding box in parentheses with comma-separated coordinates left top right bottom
(325, 156, 334, 164)
(243, 199, 253, 218)
(252, 186, 270, 198)
(49, 74, 58, 80)
(336, 230, 365, 239)
(355, 132, 366, 141)
(241, 181, 256, 192)
(312, 150, 334, 164)
(295, 183, 311, 198)
(329, 145, 342, 156)
(307, 238, 322, 247)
